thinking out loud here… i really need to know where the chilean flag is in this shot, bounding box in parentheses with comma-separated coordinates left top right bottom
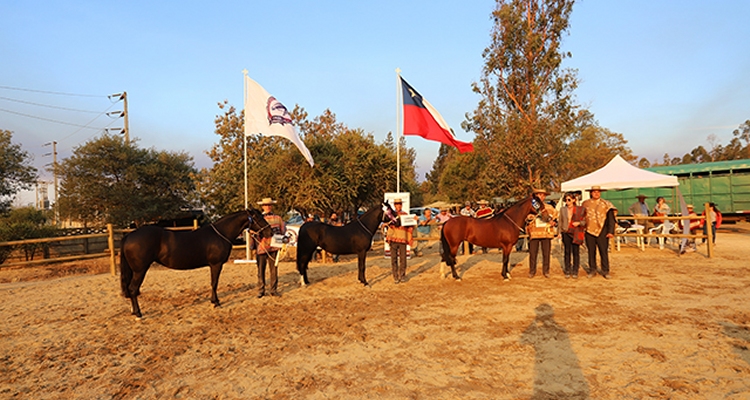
(400, 77, 473, 153)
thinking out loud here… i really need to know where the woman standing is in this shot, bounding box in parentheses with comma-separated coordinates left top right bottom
(559, 193, 586, 279)
(653, 196, 671, 224)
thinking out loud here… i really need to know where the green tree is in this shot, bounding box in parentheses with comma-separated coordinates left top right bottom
(0, 130, 38, 214)
(56, 134, 196, 227)
(464, 0, 579, 197)
(0, 206, 57, 263)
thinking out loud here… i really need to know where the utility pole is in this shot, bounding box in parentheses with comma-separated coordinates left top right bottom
(43, 141, 58, 225)
(108, 91, 129, 143)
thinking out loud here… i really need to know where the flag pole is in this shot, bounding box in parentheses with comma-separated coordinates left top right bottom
(236, 69, 255, 264)
(395, 68, 402, 193)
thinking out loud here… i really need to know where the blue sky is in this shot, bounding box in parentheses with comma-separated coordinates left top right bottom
(3, 1, 749, 206)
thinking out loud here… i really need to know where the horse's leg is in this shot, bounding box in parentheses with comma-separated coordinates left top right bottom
(448, 243, 461, 281)
(128, 267, 149, 319)
(501, 246, 512, 282)
(357, 251, 369, 286)
(209, 263, 223, 307)
(296, 247, 315, 286)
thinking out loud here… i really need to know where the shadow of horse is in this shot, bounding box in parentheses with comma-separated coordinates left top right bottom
(520, 303, 590, 399)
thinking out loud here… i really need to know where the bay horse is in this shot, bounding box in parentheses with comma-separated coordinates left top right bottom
(440, 195, 545, 281)
(297, 202, 398, 286)
(120, 209, 272, 318)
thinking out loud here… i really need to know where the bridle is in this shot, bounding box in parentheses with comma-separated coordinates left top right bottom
(211, 209, 270, 245)
(504, 196, 544, 232)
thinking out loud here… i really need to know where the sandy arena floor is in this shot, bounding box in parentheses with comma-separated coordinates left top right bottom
(1, 224, 749, 399)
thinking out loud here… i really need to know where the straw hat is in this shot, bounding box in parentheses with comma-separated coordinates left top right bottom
(532, 188, 549, 195)
(257, 197, 278, 205)
(586, 185, 606, 192)
(636, 194, 647, 199)
(686, 204, 694, 209)
(477, 199, 489, 205)
(393, 198, 403, 204)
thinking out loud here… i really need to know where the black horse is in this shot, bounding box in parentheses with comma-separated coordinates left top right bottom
(440, 195, 544, 281)
(296, 203, 398, 286)
(120, 209, 272, 318)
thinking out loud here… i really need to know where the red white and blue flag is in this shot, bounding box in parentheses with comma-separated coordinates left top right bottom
(400, 77, 473, 153)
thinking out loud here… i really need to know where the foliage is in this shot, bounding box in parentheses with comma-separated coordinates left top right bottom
(56, 134, 197, 227)
(0, 130, 38, 214)
(197, 103, 419, 218)
(0, 207, 57, 263)
(653, 120, 750, 166)
(463, 0, 581, 198)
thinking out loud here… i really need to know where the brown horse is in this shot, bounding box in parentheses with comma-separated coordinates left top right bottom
(440, 195, 545, 281)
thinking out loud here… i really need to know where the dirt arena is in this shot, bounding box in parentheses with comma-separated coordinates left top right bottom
(2, 224, 750, 399)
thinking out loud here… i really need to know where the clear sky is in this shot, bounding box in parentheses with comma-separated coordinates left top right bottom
(3, 1, 749, 207)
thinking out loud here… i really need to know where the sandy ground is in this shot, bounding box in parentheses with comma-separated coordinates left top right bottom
(1, 224, 750, 399)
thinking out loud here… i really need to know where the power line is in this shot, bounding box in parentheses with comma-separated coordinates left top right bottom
(0, 95, 102, 113)
(0, 85, 105, 98)
(0, 107, 107, 129)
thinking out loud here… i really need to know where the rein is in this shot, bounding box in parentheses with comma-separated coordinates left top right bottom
(356, 218, 373, 237)
(210, 223, 235, 245)
(504, 213, 524, 232)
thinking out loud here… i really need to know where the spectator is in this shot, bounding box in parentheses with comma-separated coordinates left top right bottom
(414, 208, 436, 257)
(653, 196, 671, 224)
(627, 194, 650, 228)
(475, 200, 493, 253)
(701, 202, 722, 245)
(460, 201, 476, 254)
(679, 204, 701, 253)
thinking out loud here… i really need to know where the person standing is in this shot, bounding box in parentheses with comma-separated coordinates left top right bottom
(414, 208, 436, 257)
(582, 186, 616, 279)
(460, 201, 476, 254)
(386, 199, 413, 283)
(627, 194, 650, 228)
(328, 212, 343, 262)
(475, 200, 493, 253)
(255, 197, 286, 297)
(653, 196, 671, 223)
(559, 193, 586, 278)
(680, 204, 701, 253)
(526, 188, 558, 278)
(701, 202, 722, 245)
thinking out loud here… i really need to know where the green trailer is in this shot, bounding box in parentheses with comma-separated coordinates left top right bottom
(601, 159, 750, 221)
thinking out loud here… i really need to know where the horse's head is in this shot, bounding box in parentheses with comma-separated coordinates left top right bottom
(382, 202, 401, 227)
(246, 208, 273, 238)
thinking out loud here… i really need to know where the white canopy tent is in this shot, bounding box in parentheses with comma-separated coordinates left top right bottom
(561, 155, 678, 192)
(561, 155, 691, 252)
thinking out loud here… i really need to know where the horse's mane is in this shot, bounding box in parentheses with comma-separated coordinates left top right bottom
(490, 195, 533, 219)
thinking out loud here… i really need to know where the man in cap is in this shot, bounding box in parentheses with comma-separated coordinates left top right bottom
(526, 188, 558, 278)
(582, 186, 616, 279)
(627, 194, 651, 228)
(255, 197, 286, 297)
(386, 199, 413, 283)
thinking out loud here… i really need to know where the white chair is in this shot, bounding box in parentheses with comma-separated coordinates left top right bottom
(648, 221, 673, 249)
(616, 224, 644, 251)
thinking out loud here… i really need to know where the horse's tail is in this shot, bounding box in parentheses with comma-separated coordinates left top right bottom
(440, 228, 455, 266)
(119, 237, 133, 298)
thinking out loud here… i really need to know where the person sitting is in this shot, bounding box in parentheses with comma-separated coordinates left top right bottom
(414, 208, 436, 257)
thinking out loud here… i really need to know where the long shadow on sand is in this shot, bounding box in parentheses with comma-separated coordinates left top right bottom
(520, 303, 590, 400)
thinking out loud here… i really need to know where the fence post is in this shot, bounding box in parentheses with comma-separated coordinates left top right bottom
(108, 224, 116, 276)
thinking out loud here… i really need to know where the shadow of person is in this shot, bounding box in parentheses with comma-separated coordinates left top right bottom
(720, 321, 750, 365)
(520, 303, 590, 400)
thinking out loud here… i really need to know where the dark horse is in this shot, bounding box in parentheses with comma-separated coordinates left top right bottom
(120, 209, 272, 318)
(440, 195, 545, 281)
(297, 202, 398, 286)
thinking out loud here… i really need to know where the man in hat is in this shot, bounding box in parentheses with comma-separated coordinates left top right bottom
(386, 199, 413, 283)
(255, 197, 286, 297)
(680, 204, 701, 253)
(413, 207, 436, 257)
(475, 200, 493, 254)
(627, 194, 651, 228)
(460, 201, 476, 254)
(526, 188, 558, 278)
(582, 186, 616, 279)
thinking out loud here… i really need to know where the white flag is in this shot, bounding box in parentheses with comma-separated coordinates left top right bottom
(244, 75, 314, 167)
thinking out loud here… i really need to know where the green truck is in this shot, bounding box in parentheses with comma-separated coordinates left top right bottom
(602, 158, 750, 222)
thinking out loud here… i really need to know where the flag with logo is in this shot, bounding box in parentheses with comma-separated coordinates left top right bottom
(400, 77, 473, 153)
(244, 76, 314, 166)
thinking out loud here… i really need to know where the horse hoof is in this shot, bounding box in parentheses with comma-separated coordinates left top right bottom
(134, 315, 143, 321)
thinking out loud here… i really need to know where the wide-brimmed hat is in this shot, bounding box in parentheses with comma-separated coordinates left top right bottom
(257, 197, 278, 205)
(686, 204, 694, 209)
(586, 185, 606, 192)
(393, 198, 403, 204)
(636, 194, 647, 199)
(476, 199, 489, 205)
(532, 188, 549, 195)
